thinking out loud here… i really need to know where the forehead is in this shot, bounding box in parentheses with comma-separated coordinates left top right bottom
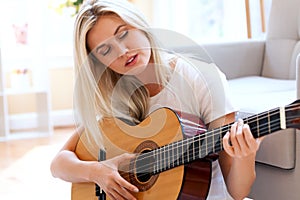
(87, 14, 126, 50)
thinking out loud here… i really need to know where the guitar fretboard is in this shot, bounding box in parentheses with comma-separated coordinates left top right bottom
(136, 107, 283, 175)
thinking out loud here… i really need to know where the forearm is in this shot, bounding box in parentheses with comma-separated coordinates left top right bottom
(226, 154, 256, 200)
(50, 150, 98, 183)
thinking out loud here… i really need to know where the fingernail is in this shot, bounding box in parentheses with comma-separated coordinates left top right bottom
(133, 188, 139, 192)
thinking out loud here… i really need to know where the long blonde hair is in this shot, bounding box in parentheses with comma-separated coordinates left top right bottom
(73, 0, 171, 151)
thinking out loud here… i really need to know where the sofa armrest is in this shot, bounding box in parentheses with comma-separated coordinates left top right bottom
(202, 40, 265, 79)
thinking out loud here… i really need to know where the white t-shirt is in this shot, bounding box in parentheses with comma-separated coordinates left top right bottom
(149, 56, 236, 200)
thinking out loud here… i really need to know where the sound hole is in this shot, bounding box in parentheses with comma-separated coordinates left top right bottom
(129, 140, 159, 191)
(135, 150, 154, 182)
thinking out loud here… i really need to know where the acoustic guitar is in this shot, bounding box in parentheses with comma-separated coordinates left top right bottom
(71, 99, 300, 200)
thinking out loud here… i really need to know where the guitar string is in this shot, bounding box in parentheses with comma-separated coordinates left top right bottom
(149, 113, 296, 173)
(126, 105, 300, 175)
(127, 105, 298, 174)
(132, 118, 282, 174)
(128, 105, 299, 174)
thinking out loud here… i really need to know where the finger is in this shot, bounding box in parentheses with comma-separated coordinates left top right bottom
(223, 131, 235, 156)
(235, 119, 249, 153)
(116, 173, 139, 193)
(106, 181, 136, 200)
(252, 136, 264, 151)
(113, 185, 136, 200)
(243, 124, 257, 150)
(108, 189, 126, 200)
(230, 122, 242, 155)
(256, 136, 264, 145)
(118, 185, 138, 200)
(115, 153, 136, 165)
(256, 135, 265, 146)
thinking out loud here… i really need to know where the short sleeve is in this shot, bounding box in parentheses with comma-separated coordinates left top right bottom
(180, 57, 237, 124)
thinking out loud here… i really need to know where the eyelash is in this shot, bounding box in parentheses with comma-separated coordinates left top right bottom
(117, 30, 128, 40)
(98, 45, 111, 56)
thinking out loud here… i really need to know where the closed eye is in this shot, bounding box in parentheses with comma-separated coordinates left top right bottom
(96, 44, 111, 56)
(117, 30, 128, 40)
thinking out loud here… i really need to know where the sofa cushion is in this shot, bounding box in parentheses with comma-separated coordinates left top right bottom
(228, 76, 296, 114)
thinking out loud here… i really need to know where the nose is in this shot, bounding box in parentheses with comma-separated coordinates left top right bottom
(113, 40, 129, 57)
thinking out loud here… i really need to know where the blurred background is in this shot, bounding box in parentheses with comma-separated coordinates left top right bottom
(0, 0, 272, 199)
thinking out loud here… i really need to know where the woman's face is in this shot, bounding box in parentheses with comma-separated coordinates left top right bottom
(87, 14, 152, 75)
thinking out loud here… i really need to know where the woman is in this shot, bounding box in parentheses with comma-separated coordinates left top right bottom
(50, 0, 262, 199)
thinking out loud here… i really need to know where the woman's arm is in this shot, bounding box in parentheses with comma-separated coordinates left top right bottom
(50, 127, 139, 200)
(220, 118, 262, 200)
(50, 127, 93, 182)
(208, 112, 262, 200)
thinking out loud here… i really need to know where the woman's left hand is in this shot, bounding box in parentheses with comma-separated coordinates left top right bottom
(223, 119, 263, 158)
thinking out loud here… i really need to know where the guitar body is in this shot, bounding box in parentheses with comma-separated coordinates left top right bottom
(71, 108, 211, 200)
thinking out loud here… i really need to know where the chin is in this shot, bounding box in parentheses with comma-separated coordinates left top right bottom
(124, 65, 147, 76)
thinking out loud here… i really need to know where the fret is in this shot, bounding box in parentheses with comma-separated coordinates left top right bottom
(258, 112, 268, 138)
(199, 132, 206, 158)
(187, 138, 194, 162)
(256, 114, 260, 137)
(183, 139, 189, 164)
(153, 150, 157, 173)
(178, 140, 184, 166)
(192, 137, 195, 161)
(181, 141, 186, 165)
(243, 116, 248, 124)
(162, 146, 166, 170)
(193, 136, 200, 160)
(205, 131, 208, 156)
(170, 142, 174, 168)
(269, 108, 281, 135)
(268, 110, 271, 134)
(155, 148, 158, 173)
(218, 126, 228, 153)
(158, 147, 162, 172)
(247, 117, 258, 138)
(175, 141, 179, 166)
(165, 145, 169, 170)
(184, 140, 188, 163)
(211, 129, 215, 153)
(215, 127, 223, 153)
(217, 133, 223, 152)
(167, 144, 172, 169)
(198, 135, 202, 158)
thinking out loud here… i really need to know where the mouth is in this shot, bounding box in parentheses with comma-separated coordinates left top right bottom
(125, 54, 138, 67)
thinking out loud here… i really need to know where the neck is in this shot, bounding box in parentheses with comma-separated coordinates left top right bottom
(135, 62, 163, 97)
(145, 83, 163, 97)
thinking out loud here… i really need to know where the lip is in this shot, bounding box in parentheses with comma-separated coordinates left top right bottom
(125, 54, 138, 67)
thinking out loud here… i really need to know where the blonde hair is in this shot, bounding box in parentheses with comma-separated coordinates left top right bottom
(73, 0, 171, 152)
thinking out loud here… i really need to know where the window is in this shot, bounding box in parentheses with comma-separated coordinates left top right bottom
(147, 0, 272, 44)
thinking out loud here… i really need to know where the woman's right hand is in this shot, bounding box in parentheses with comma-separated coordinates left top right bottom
(89, 153, 139, 200)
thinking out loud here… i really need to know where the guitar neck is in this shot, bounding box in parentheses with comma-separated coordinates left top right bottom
(148, 106, 284, 175)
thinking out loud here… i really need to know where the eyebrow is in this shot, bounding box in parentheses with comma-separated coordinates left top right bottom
(114, 24, 127, 35)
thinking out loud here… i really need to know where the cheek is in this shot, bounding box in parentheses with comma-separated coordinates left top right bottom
(129, 31, 151, 51)
(108, 61, 124, 74)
